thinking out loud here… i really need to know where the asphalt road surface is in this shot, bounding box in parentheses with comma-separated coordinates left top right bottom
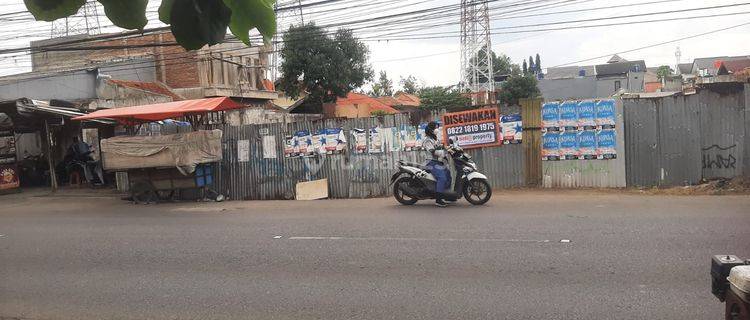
(1, 190, 749, 319)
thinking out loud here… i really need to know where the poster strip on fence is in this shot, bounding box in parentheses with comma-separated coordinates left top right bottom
(441, 108, 502, 149)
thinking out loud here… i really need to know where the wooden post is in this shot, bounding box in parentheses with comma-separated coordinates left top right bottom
(43, 119, 58, 192)
(520, 98, 543, 187)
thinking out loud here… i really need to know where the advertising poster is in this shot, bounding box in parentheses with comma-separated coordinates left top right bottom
(596, 129, 617, 159)
(577, 130, 597, 160)
(352, 129, 367, 153)
(416, 123, 427, 149)
(559, 101, 578, 130)
(295, 130, 313, 155)
(541, 102, 560, 131)
(559, 131, 579, 160)
(596, 99, 616, 129)
(441, 108, 502, 149)
(237, 139, 250, 162)
(542, 132, 560, 161)
(311, 130, 325, 155)
(500, 114, 522, 144)
(284, 135, 296, 158)
(401, 126, 418, 150)
(577, 100, 596, 129)
(369, 127, 383, 153)
(323, 128, 346, 154)
(262, 135, 277, 159)
(383, 127, 402, 152)
(0, 164, 19, 190)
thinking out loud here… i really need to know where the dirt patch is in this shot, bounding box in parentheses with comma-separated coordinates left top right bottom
(636, 177, 750, 195)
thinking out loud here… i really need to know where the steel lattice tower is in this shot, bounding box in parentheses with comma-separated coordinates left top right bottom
(50, 2, 101, 37)
(271, 0, 305, 81)
(460, 0, 494, 105)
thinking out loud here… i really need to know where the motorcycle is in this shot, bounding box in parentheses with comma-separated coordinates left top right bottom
(390, 141, 492, 205)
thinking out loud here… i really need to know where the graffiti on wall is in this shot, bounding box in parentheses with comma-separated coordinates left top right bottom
(702, 144, 737, 170)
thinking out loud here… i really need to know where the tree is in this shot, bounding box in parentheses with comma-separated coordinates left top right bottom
(522, 60, 528, 75)
(279, 24, 373, 107)
(528, 56, 535, 74)
(466, 48, 522, 84)
(23, 0, 276, 50)
(535, 54, 542, 74)
(399, 75, 420, 94)
(497, 75, 541, 106)
(373, 71, 393, 97)
(656, 65, 674, 80)
(418, 86, 470, 111)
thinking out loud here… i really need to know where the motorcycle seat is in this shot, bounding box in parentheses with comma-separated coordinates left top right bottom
(399, 161, 431, 172)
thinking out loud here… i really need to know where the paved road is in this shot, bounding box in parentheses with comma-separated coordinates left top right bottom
(1, 190, 748, 319)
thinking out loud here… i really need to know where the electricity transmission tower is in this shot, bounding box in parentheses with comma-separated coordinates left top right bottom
(50, 2, 101, 37)
(271, 0, 305, 81)
(460, 0, 494, 105)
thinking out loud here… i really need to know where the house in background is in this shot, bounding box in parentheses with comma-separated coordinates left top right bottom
(322, 92, 399, 119)
(594, 55, 646, 97)
(690, 55, 750, 78)
(538, 55, 646, 101)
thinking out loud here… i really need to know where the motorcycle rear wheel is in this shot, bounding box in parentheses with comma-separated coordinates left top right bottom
(393, 177, 419, 205)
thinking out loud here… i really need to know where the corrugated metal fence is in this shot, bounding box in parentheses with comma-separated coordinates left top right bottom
(211, 113, 524, 200)
(623, 84, 748, 187)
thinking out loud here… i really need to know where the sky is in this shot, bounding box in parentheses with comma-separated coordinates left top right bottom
(0, 0, 749, 89)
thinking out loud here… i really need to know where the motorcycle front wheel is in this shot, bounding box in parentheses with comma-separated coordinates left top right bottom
(463, 179, 492, 205)
(393, 176, 419, 205)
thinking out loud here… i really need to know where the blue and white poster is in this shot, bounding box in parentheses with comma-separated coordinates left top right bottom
(501, 114, 522, 144)
(596, 129, 617, 159)
(284, 135, 296, 158)
(352, 129, 367, 153)
(541, 102, 560, 131)
(559, 101, 578, 130)
(295, 130, 313, 155)
(401, 125, 418, 150)
(369, 127, 383, 154)
(577, 100, 596, 129)
(595, 99, 616, 129)
(323, 128, 346, 154)
(577, 130, 597, 160)
(559, 131, 578, 160)
(542, 132, 560, 161)
(311, 130, 325, 155)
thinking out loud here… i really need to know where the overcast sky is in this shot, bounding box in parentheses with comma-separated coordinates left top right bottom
(0, 0, 748, 88)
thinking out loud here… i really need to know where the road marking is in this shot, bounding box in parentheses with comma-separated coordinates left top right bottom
(287, 236, 551, 243)
(273, 235, 283, 239)
(0, 234, 5, 238)
(560, 239, 571, 243)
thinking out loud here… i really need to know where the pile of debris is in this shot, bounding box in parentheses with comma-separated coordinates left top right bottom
(642, 177, 750, 195)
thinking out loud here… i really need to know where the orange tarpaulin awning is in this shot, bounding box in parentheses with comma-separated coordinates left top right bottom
(73, 97, 244, 123)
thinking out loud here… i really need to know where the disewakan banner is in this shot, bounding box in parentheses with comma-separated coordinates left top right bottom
(441, 108, 502, 149)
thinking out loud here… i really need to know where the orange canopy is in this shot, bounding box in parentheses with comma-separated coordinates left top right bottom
(73, 97, 245, 124)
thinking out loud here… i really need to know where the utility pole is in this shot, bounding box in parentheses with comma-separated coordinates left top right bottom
(675, 46, 682, 75)
(50, 2, 101, 38)
(460, 0, 494, 106)
(271, 0, 305, 82)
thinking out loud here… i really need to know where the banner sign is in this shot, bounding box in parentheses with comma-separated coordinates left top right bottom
(542, 132, 560, 161)
(501, 114, 522, 144)
(441, 108, 502, 149)
(541, 102, 560, 131)
(596, 129, 617, 159)
(577, 100, 596, 129)
(596, 99, 616, 129)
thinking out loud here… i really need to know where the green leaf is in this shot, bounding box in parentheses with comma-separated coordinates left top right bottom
(222, 0, 277, 45)
(170, 0, 232, 50)
(96, 0, 148, 30)
(158, 0, 175, 24)
(23, 0, 85, 21)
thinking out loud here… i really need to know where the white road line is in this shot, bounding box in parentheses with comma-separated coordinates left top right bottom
(0, 234, 5, 238)
(287, 236, 551, 243)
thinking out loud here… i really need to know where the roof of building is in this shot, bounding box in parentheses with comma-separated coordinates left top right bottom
(107, 79, 183, 101)
(336, 92, 399, 114)
(595, 60, 647, 76)
(678, 63, 693, 74)
(394, 92, 421, 106)
(692, 55, 750, 75)
(717, 59, 750, 75)
(544, 65, 596, 79)
(73, 96, 246, 124)
(607, 54, 627, 64)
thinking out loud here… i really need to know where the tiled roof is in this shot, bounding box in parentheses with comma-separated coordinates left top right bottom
(718, 59, 750, 74)
(107, 79, 183, 101)
(394, 92, 420, 106)
(336, 92, 399, 114)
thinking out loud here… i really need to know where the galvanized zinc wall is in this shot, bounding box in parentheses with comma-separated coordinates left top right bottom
(542, 99, 627, 188)
(212, 113, 524, 200)
(623, 85, 748, 187)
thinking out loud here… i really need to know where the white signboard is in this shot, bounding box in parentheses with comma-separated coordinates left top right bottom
(237, 139, 250, 162)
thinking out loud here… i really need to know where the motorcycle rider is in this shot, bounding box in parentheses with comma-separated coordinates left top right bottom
(422, 121, 450, 207)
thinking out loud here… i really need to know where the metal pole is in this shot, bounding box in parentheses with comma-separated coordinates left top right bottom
(44, 120, 58, 192)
